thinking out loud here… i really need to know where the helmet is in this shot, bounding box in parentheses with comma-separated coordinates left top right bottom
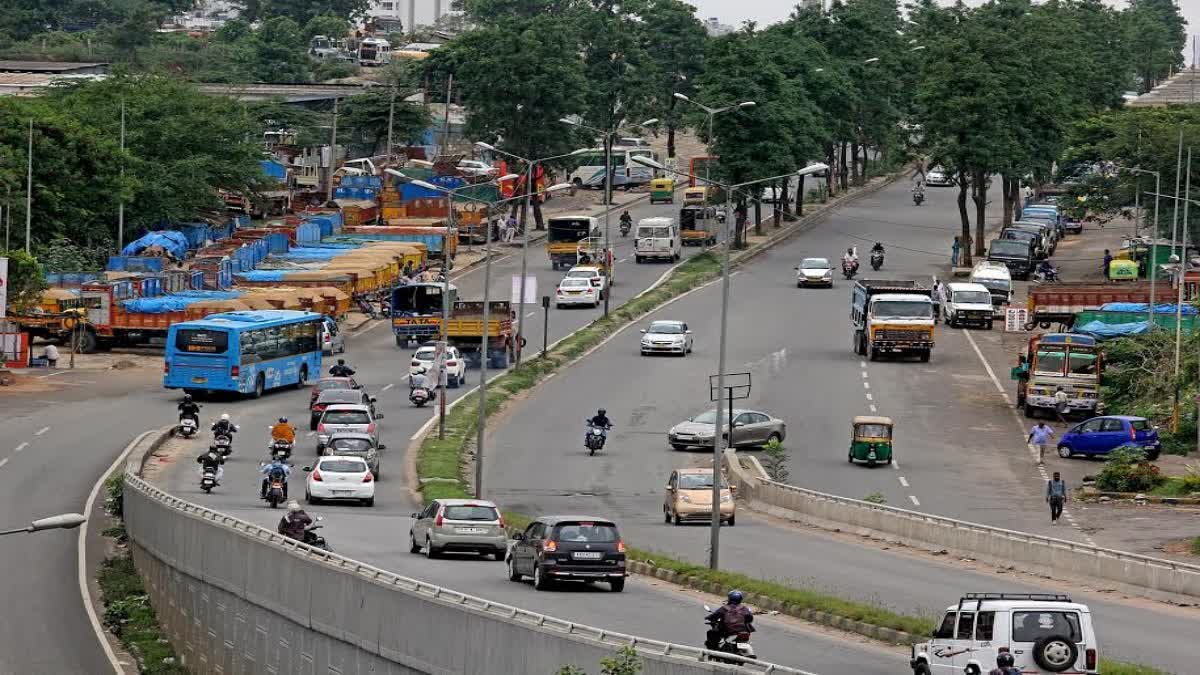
(337, 359, 346, 365)
(278, 417, 288, 423)
(208, 445, 218, 453)
(221, 413, 230, 421)
(727, 590, 743, 605)
(183, 393, 193, 402)
(598, 408, 607, 416)
(287, 500, 301, 513)
(996, 652, 1014, 667)
(847, 247, 854, 254)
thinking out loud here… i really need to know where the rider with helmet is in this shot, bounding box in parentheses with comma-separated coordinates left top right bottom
(270, 417, 296, 444)
(211, 413, 238, 437)
(841, 247, 859, 273)
(987, 650, 1020, 675)
(586, 408, 613, 445)
(177, 393, 200, 423)
(705, 590, 754, 649)
(260, 456, 291, 500)
(329, 359, 355, 377)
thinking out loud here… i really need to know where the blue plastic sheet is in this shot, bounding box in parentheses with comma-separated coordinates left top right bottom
(121, 231, 189, 259)
(1100, 302, 1199, 315)
(236, 271, 289, 282)
(1074, 320, 1148, 340)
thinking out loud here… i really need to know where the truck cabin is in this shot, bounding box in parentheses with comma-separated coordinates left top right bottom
(548, 217, 597, 245)
(1026, 334, 1100, 380)
(391, 283, 457, 318)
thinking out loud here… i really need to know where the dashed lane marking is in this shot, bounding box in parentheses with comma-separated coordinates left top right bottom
(898, 476, 910, 488)
(34, 427, 49, 436)
(861, 371, 868, 379)
(864, 393, 873, 401)
(891, 460, 900, 471)
(15, 442, 28, 452)
(526, 311, 536, 318)
(381, 383, 395, 392)
(860, 360, 867, 368)
(863, 382, 870, 390)
(869, 404, 878, 413)
(0, 458, 7, 468)
(909, 495, 921, 507)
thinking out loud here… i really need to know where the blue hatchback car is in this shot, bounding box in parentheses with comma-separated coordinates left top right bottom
(1057, 415, 1160, 460)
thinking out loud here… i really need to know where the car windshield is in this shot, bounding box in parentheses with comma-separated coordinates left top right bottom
(691, 410, 721, 424)
(678, 473, 725, 489)
(329, 438, 373, 452)
(640, 226, 670, 238)
(443, 505, 500, 521)
(414, 350, 435, 361)
(561, 279, 590, 288)
(873, 300, 933, 320)
(1002, 230, 1038, 242)
(322, 411, 370, 425)
(1035, 347, 1066, 375)
(316, 379, 352, 391)
(855, 423, 892, 438)
(552, 522, 619, 543)
(973, 279, 1011, 293)
(953, 290, 993, 304)
(990, 240, 1030, 256)
(319, 459, 367, 473)
(319, 390, 360, 403)
(649, 322, 685, 334)
(801, 258, 830, 269)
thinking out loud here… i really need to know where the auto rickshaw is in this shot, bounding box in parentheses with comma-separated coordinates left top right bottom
(848, 415, 894, 466)
(683, 186, 709, 205)
(650, 177, 675, 204)
(1107, 259, 1139, 281)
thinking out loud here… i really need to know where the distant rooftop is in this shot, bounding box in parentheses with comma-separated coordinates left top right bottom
(0, 72, 107, 96)
(1127, 68, 1200, 107)
(0, 60, 109, 74)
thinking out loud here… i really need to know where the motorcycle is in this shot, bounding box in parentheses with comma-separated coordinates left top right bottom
(870, 251, 884, 271)
(269, 438, 293, 461)
(1033, 264, 1060, 283)
(584, 420, 610, 456)
(703, 606, 757, 664)
(303, 517, 331, 551)
(913, 190, 925, 206)
(261, 463, 288, 508)
(410, 386, 431, 408)
(620, 219, 632, 237)
(199, 468, 218, 494)
(179, 415, 199, 438)
(213, 433, 233, 457)
(356, 296, 379, 319)
(841, 260, 859, 280)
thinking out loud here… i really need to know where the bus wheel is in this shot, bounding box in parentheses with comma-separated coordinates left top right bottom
(251, 374, 265, 399)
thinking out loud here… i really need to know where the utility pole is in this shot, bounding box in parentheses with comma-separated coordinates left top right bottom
(475, 201, 493, 499)
(1173, 147, 1192, 432)
(440, 74, 453, 156)
(603, 133, 613, 315)
(117, 98, 126, 252)
(386, 88, 396, 163)
(326, 98, 339, 204)
(25, 119, 33, 254)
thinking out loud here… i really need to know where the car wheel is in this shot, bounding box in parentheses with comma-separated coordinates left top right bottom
(1147, 450, 1161, 461)
(797, 281, 802, 288)
(425, 536, 439, 559)
(409, 532, 421, 554)
(913, 662, 932, 675)
(1023, 403, 1036, 418)
(609, 578, 625, 592)
(766, 432, 782, 446)
(556, 303, 563, 309)
(848, 451, 854, 463)
(635, 256, 644, 264)
(364, 497, 374, 507)
(664, 506, 671, 523)
(673, 512, 682, 526)
(919, 350, 930, 363)
(1057, 445, 1073, 459)
(727, 514, 735, 526)
(868, 344, 879, 361)
(1032, 635, 1078, 673)
(533, 565, 551, 591)
(310, 418, 318, 431)
(305, 491, 319, 505)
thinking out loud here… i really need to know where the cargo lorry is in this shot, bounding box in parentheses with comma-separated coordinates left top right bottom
(851, 280, 936, 362)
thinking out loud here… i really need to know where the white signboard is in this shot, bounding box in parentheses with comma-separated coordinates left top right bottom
(0, 257, 7, 319)
(511, 274, 538, 305)
(1005, 307, 1029, 332)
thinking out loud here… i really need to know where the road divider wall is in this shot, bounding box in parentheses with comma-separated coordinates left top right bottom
(724, 450, 1200, 604)
(121, 430, 811, 674)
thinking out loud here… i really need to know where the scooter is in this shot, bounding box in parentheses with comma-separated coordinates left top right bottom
(269, 438, 293, 461)
(913, 190, 925, 206)
(870, 251, 884, 271)
(842, 260, 859, 280)
(260, 463, 288, 508)
(199, 468, 218, 494)
(303, 517, 331, 551)
(410, 386, 431, 408)
(620, 219, 632, 237)
(213, 433, 233, 457)
(703, 606, 757, 664)
(584, 421, 610, 456)
(1032, 264, 1060, 283)
(356, 296, 379, 319)
(179, 415, 199, 438)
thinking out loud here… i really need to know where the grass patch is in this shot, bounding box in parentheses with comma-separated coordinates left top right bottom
(97, 530, 186, 674)
(1191, 537, 1200, 556)
(1099, 658, 1167, 675)
(416, 252, 722, 500)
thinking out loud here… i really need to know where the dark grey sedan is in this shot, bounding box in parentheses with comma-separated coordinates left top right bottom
(323, 432, 384, 478)
(668, 408, 786, 450)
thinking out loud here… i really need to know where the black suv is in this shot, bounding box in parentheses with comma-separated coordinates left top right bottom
(506, 515, 627, 592)
(987, 238, 1034, 280)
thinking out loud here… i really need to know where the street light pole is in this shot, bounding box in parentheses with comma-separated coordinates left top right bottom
(117, 98, 126, 252)
(0, 513, 86, 537)
(1119, 166, 1162, 327)
(25, 118, 33, 253)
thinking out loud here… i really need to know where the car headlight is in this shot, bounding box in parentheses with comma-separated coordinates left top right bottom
(673, 337, 686, 343)
(822, 271, 833, 279)
(696, 430, 714, 438)
(642, 338, 652, 345)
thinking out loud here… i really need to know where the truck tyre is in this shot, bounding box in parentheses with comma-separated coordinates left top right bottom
(919, 350, 930, 363)
(395, 335, 406, 348)
(868, 343, 879, 361)
(251, 373, 265, 399)
(76, 329, 98, 354)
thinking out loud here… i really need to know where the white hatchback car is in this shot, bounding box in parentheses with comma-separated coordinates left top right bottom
(409, 344, 466, 387)
(304, 455, 375, 506)
(911, 592, 1099, 675)
(556, 277, 600, 308)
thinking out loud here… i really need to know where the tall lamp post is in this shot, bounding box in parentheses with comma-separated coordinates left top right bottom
(473, 143, 591, 365)
(672, 94, 755, 186)
(401, 179, 574, 498)
(0, 513, 86, 537)
(558, 117, 659, 317)
(1116, 166, 1162, 327)
(635, 156, 829, 569)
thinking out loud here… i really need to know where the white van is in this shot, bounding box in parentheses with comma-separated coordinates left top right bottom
(634, 217, 681, 263)
(912, 593, 1099, 675)
(941, 282, 996, 329)
(969, 261, 1013, 318)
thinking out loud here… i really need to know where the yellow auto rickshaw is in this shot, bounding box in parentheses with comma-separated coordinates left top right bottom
(650, 177, 675, 204)
(683, 186, 709, 206)
(1107, 259, 1139, 281)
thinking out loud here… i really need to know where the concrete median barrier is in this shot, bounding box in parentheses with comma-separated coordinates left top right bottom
(725, 450, 1200, 604)
(121, 429, 816, 675)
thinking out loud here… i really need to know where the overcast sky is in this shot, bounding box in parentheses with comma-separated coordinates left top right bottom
(687, 0, 1197, 62)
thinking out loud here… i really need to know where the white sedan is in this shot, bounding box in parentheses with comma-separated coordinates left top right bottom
(640, 320, 693, 356)
(304, 455, 375, 506)
(564, 265, 608, 297)
(410, 344, 466, 387)
(795, 257, 834, 287)
(457, 160, 498, 178)
(556, 277, 601, 308)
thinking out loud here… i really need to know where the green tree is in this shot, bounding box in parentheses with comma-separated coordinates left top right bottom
(242, 16, 311, 83)
(627, 0, 707, 160)
(1125, 0, 1185, 93)
(341, 91, 431, 155)
(557, 645, 643, 675)
(303, 14, 351, 41)
(0, 249, 48, 313)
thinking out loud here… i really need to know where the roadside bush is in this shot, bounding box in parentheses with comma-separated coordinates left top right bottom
(1096, 446, 1165, 492)
(761, 438, 789, 482)
(557, 646, 642, 675)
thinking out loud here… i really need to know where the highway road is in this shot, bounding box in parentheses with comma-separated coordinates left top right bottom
(482, 178, 1200, 674)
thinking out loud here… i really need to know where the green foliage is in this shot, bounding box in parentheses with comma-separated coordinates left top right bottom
(557, 646, 643, 675)
(1192, 537, 1200, 556)
(1096, 446, 1165, 493)
(35, 237, 108, 272)
(1100, 659, 1168, 675)
(1150, 462, 1200, 497)
(863, 491, 887, 505)
(105, 473, 124, 519)
(311, 59, 358, 82)
(1099, 329, 1200, 455)
(0, 249, 48, 312)
(341, 91, 431, 155)
(232, 0, 370, 25)
(98, 555, 186, 674)
(1124, 0, 1186, 93)
(761, 437, 789, 483)
(303, 14, 351, 40)
(241, 16, 311, 83)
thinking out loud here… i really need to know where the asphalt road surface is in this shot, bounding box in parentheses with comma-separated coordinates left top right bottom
(482, 178, 1200, 674)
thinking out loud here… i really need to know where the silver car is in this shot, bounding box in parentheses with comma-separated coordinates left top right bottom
(321, 316, 345, 355)
(640, 320, 693, 356)
(409, 499, 507, 560)
(316, 403, 382, 452)
(323, 432, 384, 478)
(668, 408, 786, 450)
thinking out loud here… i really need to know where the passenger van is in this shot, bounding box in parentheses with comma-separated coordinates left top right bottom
(634, 217, 681, 263)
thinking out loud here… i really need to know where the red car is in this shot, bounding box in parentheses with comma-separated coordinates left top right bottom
(309, 377, 360, 408)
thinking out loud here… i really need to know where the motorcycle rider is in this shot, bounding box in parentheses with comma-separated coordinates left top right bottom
(329, 359, 355, 378)
(410, 367, 433, 398)
(277, 501, 312, 541)
(912, 183, 925, 203)
(705, 590, 755, 650)
(586, 408, 613, 444)
(260, 456, 291, 500)
(841, 247, 859, 273)
(270, 417, 296, 444)
(1036, 259, 1059, 281)
(211, 413, 238, 438)
(987, 650, 1021, 675)
(177, 394, 200, 424)
(619, 210, 632, 233)
(195, 446, 225, 484)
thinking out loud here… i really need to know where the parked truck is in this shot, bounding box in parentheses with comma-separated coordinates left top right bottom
(851, 279, 936, 362)
(1025, 281, 1153, 329)
(390, 282, 513, 368)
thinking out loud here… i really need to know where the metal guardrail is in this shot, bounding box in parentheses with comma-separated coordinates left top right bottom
(124, 470, 818, 675)
(758, 475, 1200, 576)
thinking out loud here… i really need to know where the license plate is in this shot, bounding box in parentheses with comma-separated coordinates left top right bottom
(573, 551, 603, 560)
(191, 377, 207, 384)
(456, 527, 486, 534)
(333, 490, 353, 496)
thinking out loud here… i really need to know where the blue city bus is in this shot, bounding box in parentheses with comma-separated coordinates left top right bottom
(164, 310, 324, 397)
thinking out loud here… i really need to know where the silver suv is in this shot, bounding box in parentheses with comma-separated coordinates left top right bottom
(408, 499, 507, 560)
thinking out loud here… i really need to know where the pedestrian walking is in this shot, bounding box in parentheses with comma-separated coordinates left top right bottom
(1046, 471, 1067, 524)
(503, 215, 517, 243)
(42, 343, 59, 369)
(951, 236, 962, 267)
(1053, 386, 1070, 424)
(1102, 249, 1113, 279)
(1028, 421, 1055, 465)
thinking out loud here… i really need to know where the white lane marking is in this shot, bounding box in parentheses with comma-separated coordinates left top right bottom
(898, 476, 910, 488)
(860, 360, 866, 368)
(37, 370, 71, 379)
(355, 319, 389, 336)
(962, 329, 1006, 395)
(863, 382, 870, 390)
(861, 371, 868, 379)
(525, 311, 536, 318)
(15, 442, 29, 452)
(34, 426, 49, 436)
(909, 495, 921, 507)
(618, 257, 631, 263)
(306, 431, 315, 438)
(0, 458, 8, 468)
(381, 383, 395, 392)
(869, 404, 878, 413)
(864, 393, 873, 401)
(891, 460, 900, 470)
